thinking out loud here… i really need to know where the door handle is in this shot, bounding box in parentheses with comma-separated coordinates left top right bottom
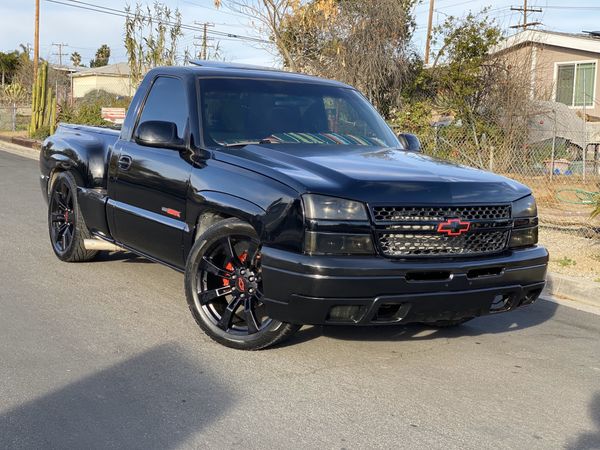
(118, 155, 133, 171)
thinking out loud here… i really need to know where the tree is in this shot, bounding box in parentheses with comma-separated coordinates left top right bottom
(70, 51, 82, 67)
(124, 2, 183, 87)
(90, 44, 111, 68)
(395, 9, 533, 170)
(0, 50, 21, 86)
(278, 0, 418, 117)
(215, 0, 302, 70)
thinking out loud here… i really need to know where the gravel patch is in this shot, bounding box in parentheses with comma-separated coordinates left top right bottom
(539, 227, 600, 279)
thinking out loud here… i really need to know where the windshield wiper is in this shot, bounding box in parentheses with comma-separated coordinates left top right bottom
(221, 139, 274, 148)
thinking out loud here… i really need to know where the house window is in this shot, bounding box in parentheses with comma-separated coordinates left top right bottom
(556, 62, 596, 107)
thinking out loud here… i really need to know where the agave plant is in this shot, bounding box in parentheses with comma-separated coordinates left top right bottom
(2, 82, 27, 105)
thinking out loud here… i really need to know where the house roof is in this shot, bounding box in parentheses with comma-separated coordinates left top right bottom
(492, 30, 600, 55)
(71, 62, 131, 78)
(50, 64, 85, 74)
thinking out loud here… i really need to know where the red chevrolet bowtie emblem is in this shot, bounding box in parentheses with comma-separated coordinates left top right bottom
(437, 218, 471, 236)
(237, 278, 246, 292)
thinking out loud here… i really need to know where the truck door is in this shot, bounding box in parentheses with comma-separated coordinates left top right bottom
(109, 76, 193, 268)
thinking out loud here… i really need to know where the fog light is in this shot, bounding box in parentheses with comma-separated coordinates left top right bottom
(305, 231, 374, 255)
(509, 227, 538, 249)
(327, 305, 365, 322)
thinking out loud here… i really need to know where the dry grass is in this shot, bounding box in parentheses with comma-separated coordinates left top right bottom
(539, 227, 600, 279)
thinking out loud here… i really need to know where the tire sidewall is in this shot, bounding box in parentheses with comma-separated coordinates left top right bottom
(48, 171, 88, 261)
(184, 218, 291, 350)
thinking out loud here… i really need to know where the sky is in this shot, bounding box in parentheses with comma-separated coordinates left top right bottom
(1, 0, 600, 68)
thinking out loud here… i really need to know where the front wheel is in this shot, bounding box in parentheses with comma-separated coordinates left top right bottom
(185, 218, 300, 350)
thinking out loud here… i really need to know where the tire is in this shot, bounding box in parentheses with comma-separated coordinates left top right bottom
(185, 218, 300, 350)
(48, 171, 98, 262)
(423, 318, 473, 328)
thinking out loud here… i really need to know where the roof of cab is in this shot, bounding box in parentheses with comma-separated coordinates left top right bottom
(145, 61, 352, 88)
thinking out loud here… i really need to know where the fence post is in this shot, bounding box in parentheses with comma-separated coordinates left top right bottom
(11, 102, 16, 132)
(550, 109, 556, 180)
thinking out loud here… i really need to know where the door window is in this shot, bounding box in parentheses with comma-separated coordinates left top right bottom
(137, 77, 188, 139)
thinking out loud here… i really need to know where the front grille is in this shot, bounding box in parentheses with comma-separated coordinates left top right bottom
(379, 231, 509, 257)
(372, 205, 511, 222)
(372, 205, 512, 258)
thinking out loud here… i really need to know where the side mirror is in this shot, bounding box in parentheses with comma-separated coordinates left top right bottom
(134, 120, 186, 150)
(397, 133, 422, 152)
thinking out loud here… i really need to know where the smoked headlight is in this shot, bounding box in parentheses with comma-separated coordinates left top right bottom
(302, 195, 373, 255)
(512, 194, 537, 219)
(510, 195, 538, 248)
(303, 194, 369, 221)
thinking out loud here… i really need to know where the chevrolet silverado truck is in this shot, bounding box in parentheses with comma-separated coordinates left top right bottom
(40, 61, 548, 350)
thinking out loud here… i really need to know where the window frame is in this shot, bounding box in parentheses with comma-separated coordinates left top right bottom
(132, 75, 190, 145)
(553, 59, 598, 109)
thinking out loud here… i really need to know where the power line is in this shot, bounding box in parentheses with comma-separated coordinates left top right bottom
(43, 0, 272, 45)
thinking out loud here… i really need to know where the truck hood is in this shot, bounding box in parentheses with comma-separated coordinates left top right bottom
(214, 144, 531, 204)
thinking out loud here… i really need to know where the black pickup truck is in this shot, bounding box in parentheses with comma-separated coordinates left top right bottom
(40, 61, 548, 350)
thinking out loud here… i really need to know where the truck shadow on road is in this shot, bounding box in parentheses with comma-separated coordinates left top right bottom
(0, 344, 232, 449)
(284, 299, 559, 345)
(566, 392, 600, 450)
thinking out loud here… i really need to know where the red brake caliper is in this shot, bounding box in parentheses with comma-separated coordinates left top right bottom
(222, 252, 248, 287)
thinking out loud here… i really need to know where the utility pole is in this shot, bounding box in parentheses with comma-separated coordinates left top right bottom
(424, 0, 435, 66)
(510, 0, 542, 31)
(52, 42, 68, 66)
(194, 22, 214, 60)
(34, 0, 40, 81)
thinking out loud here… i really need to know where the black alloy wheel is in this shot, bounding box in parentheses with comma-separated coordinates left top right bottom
(185, 218, 299, 350)
(49, 177, 75, 254)
(47, 171, 97, 262)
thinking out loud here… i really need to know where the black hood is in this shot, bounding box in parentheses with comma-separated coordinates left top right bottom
(214, 144, 531, 204)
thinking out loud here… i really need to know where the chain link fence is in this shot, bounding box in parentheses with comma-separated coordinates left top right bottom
(0, 104, 31, 133)
(394, 102, 600, 278)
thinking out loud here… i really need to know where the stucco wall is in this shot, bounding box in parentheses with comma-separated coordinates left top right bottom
(502, 43, 600, 117)
(73, 75, 134, 98)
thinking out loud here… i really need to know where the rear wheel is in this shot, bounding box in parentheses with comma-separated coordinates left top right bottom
(185, 218, 300, 350)
(48, 171, 98, 262)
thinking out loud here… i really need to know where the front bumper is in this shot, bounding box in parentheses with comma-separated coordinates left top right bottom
(260, 246, 548, 325)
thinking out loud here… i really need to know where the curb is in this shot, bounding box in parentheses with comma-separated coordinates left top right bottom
(0, 134, 41, 150)
(0, 139, 40, 160)
(543, 272, 600, 308)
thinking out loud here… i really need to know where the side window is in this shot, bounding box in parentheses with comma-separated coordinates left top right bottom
(137, 77, 188, 140)
(324, 96, 373, 137)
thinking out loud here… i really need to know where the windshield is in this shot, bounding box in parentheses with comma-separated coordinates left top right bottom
(199, 77, 399, 148)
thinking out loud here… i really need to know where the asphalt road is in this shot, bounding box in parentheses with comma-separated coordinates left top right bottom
(1, 148, 599, 450)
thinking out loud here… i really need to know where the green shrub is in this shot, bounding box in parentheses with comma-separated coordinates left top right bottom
(30, 125, 51, 140)
(58, 90, 131, 127)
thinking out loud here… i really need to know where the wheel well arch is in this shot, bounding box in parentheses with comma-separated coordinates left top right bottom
(48, 168, 85, 197)
(189, 191, 266, 243)
(193, 211, 231, 241)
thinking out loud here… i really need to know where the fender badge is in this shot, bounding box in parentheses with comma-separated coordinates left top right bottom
(161, 207, 182, 218)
